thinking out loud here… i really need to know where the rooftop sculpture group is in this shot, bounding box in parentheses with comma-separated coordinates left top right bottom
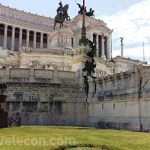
(76, 3, 95, 17)
(54, 1, 95, 30)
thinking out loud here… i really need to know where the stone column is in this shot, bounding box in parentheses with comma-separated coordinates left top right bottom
(120, 37, 124, 57)
(101, 36, 106, 59)
(33, 31, 37, 49)
(3, 24, 8, 49)
(46, 34, 49, 49)
(11, 26, 15, 51)
(40, 33, 43, 48)
(19, 28, 23, 51)
(26, 29, 30, 47)
(96, 35, 99, 57)
(107, 36, 111, 60)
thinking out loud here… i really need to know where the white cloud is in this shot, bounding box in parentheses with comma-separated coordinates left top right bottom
(101, 0, 150, 48)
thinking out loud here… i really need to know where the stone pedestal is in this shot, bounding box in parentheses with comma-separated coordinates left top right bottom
(49, 28, 73, 49)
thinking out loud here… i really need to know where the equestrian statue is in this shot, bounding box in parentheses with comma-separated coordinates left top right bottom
(54, 2, 70, 30)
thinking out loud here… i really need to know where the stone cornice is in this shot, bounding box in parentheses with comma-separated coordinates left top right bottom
(0, 4, 54, 29)
(70, 15, 112, 32)
(0, 16, 50, 33)
(71, 15, 106, 25)
(87, 25, 112, 34)
(20, 48, 74, 57)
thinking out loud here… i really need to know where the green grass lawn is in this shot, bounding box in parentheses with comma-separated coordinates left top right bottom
(0, 126, 150, 150)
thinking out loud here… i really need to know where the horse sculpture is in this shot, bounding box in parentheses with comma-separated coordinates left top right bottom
(76, 3, 94, 17)
(54, 4, 70, 30)
(86, 8, 95, 17)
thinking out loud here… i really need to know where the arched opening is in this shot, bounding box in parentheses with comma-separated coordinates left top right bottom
(43, 33, 47, 48)
(36, 32, 41, 48)
(0, 24, 4, 47)
(7, 26, 12, 50)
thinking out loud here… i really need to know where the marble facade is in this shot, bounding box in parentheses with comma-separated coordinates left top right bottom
(0, 4, 150, 131)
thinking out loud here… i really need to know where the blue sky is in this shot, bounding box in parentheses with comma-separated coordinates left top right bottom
(0, 0, 141, 17)
(0, 0, 150, 62)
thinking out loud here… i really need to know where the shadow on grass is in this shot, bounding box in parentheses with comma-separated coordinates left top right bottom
(54, 144, 115, 150)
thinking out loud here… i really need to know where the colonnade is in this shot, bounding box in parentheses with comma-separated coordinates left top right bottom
(0, 24, 48, 51)
(93, 34, 111, 59)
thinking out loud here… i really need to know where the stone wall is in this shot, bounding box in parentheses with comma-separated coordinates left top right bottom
(5, 83, 88, 126)
(87, 65, 150, 131)
(0, 67, 88, 126)
(1, 65, 150, 131)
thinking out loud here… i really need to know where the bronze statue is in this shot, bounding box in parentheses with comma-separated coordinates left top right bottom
(120, 37, 124, 43)
(76, 3, 87, 15)
(82, 40, 96, 77)
(57, 2, 63, 15)
(82, 40, 96, 99)
(86, 8, 95, 17)
(54, 2, 70, 30)
(76, 3, 94, 17)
